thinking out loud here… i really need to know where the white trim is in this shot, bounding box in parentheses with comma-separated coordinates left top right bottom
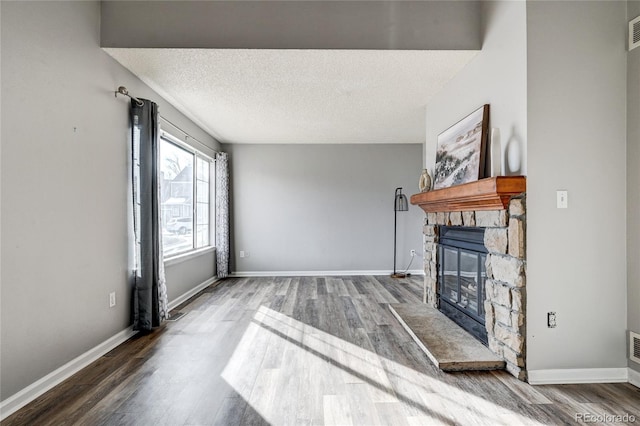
(528, 368, 629, 385)
(168, 276, 219, 311)
(629, 368, 640, 388)
(230, 270, 425, 278)
(0, 327, 137, 421)
(164, 246, 215, 267)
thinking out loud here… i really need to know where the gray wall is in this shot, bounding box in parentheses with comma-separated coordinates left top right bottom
(101, 1, 481, 50)
(224, 144, 424, 274)
(526, 1, 628, 370)
(165, 253, 216, 303)
(424, 1, 527, 176)
(0, 1, 220, 400)
(628, 0, 640, 373)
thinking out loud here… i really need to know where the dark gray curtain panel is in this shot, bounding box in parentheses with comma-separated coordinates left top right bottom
(131, 99, 168, 331)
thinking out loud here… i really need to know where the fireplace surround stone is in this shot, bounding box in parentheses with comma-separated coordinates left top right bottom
(422, 196, 527, 380)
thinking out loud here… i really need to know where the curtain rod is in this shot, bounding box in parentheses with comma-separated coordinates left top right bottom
(159, 116, 219, 155)
(114, 86, 144, 107)
(114, 85, 219, 155)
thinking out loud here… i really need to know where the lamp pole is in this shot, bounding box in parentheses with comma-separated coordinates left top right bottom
(392, 187, 408, 278)
(394, 202, 398, 275)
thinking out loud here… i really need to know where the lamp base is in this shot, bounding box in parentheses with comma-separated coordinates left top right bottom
(391, 273, 407, 279)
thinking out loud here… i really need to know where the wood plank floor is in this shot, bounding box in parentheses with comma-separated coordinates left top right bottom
(3, 276, 639, 425)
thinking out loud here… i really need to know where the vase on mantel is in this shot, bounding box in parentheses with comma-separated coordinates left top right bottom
(419, 169, 432, 192)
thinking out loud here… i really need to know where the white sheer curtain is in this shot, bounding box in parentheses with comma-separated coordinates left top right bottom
(215, 152, 230, 278)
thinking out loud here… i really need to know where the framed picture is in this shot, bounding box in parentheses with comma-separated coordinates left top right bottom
(433, 105, 490, 190)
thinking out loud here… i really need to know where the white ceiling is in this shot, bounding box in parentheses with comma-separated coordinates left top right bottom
(105, 49, 477, 144)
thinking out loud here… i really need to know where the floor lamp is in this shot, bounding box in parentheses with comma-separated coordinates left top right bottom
(392, 187, 408, 278)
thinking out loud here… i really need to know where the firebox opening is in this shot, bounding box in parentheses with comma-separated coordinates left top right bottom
(438, 226, 488, 345)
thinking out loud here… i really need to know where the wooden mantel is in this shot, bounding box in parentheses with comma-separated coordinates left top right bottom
(410, 176, 526, 213)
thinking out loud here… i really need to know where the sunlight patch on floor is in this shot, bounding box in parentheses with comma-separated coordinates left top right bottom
(221, 306, 546, 425)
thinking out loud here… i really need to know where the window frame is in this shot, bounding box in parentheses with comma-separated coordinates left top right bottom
(160, 130, 215, 261)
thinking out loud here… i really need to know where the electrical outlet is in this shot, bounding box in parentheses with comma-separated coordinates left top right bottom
(245, 251, 250, 258)
(109, 292, 116, 308)
(410, 249, 416, 256)
(547, 312, 557, 328)
(240, 251, 245, 258)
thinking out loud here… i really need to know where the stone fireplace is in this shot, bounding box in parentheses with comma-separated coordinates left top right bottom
(412, 177, 527, 380)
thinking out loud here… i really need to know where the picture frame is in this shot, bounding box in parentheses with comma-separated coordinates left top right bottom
(433, 105, 490, 190)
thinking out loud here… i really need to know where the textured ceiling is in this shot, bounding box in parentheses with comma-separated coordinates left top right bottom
(105, 49, 477, 144)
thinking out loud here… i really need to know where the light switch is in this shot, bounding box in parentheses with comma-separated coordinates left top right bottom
(556, 190, 568, 209)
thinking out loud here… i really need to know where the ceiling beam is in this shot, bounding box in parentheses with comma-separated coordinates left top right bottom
(101, 1, 482, 50)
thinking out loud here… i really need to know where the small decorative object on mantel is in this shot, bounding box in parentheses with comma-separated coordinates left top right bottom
(418, 169, 432, 192)
(433, 104, 490, 190)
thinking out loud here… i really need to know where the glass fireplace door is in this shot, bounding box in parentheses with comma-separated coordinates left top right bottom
(437, 227, 488, 344)
(459, 251, 479, 314)
(442, 248, 459, 304)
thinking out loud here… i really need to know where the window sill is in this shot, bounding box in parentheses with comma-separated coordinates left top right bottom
(164, 246, 216, 267)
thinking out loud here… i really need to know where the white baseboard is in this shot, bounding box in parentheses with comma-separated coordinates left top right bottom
(230, 270, 425, 277)
(528, 368, 629, 385)
(168, 276, 219, 311)
(629, 368, 640, 388)
(0, 327, 137, 421)
(0, 275, 219, 421)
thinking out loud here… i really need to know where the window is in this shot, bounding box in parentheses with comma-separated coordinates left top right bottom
(160, 132, 215, 257)
(195, 157, 210, 248)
